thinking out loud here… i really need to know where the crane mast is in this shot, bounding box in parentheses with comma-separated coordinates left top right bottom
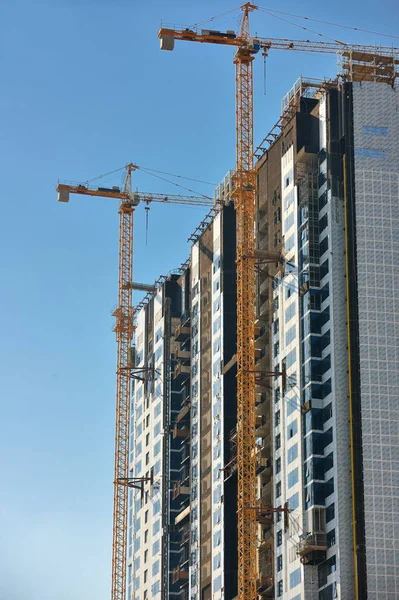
(111, 164, 136, 600)
(234, 5, 258, 600)
(56, 166, 213, 600)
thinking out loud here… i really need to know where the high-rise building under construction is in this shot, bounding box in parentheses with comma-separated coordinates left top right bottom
(128, 78, 399, 600)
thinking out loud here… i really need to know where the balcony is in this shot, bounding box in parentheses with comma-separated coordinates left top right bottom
(257, 577, 274, 597)
(173, 424, 190, 439)
(297, 532, 328, 565)
(177, 349, 191, 363)
(175, 504, 191, 525)
(176, 402, 191, 424)
(173, 363, 190, 383)
(173, 481, 190, 500)
(175, 323, 191, 342)
(172, 566, 189, 584)
(258, 299, 269, 318)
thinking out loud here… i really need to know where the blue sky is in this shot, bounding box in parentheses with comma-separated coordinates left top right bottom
(0, 0, 397, 598)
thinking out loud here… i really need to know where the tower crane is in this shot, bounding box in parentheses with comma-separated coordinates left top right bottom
(158, 5, 399, 600)
(57, 163, 213, 600)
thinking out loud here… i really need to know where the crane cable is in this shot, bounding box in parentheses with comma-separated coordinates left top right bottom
(257, 5, 399, 41)
(257, 7, 347, 45)
(188, 6, 241, 30)
(135, 165, 213, 200)
(81, 163, 215, 201)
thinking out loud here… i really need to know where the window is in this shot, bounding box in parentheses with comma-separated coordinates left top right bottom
(145, 510, 148, 524)
(153, 519, 160, 535)
(275, 457, 281, 474)
(285, 210, 294, 231)
(276, 481, 281, 498)
(326, 503, 335, 523)
(285, 302, 296, 323)
(213, 531, 221, 547)
(286, 324, 296, 346)
(285, 233, 295, 252)
(286, 348, 296, 369)
(145, 452, 149, 465)
(145, 433, 149, 446)
(152, 560, 160, 577)
(275, 410, 281, 427)
(154, 440, 161, 456)
(319, 214, 328, 233)
(288, 492, 299, 510)
(288, 467, 299, 488)
(275, 433, 281, 450)
(144, 530, 148, 543)
(152, 539, 160, 556)
(277, 555, 283, 572)
(325, 477, 334, 497)
(144, 570, 148, 583)
(214, 575, 222, 592)
(327, 529, 336, 547)
(290, 568, 301, 589)
(320, 258, 329, 279)
(277, 530, 283, 546)
(288, 443, 298, 463)
(151, 581, 160, 596)
(320, 236, 329, 256)
(287, 419, 298, 439)
(277, 580, 283, 596)
(274, 388, 280, 404)
(154, 421, 161, 437)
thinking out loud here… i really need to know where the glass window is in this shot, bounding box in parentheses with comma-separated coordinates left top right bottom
(288, 467, 299, 488)
(154, 440, 161, 456)
(287, 419, 298, 439)
(320, 236, 329, 257)
(285, 302, 296, 324)
(277, 530, 283, 546)
(275, 457, 281, 474)
(326, 503, 335, 523)
(290, 568, 301, 589)
(277, 555, 283, 571)
(325, 477, 334, 497)
(276, 481, 281, 498)
(327, 529, 336, 547)
(288, 492, 299, 510)
(286, 348, 296, 369)
(214, 575, 222, 592)
(275, 433, 281, 450)
(152, 539, 160, 556)
(285, 324, 296, 346)
(275, 410, 281, 427)
(153, 519, 160, 535)
(152, 560, 160, 576)
(288, 443, 298, 463)
(277, 580, 283, 596)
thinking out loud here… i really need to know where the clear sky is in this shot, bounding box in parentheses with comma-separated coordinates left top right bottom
(0, 0, 397, 598)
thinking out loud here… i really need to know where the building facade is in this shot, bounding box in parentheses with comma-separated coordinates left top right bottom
(255, 78, 399, 600)
(129, 78, 399, 600)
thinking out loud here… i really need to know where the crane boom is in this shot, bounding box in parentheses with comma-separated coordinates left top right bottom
(57, 163, 214, 600)
(159, 27, 399, 59)
(57, 183, 213, 206)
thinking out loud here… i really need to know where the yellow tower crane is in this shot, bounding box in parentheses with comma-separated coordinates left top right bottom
(158, 5, 399, 600)
(57, 163, 213, 600)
